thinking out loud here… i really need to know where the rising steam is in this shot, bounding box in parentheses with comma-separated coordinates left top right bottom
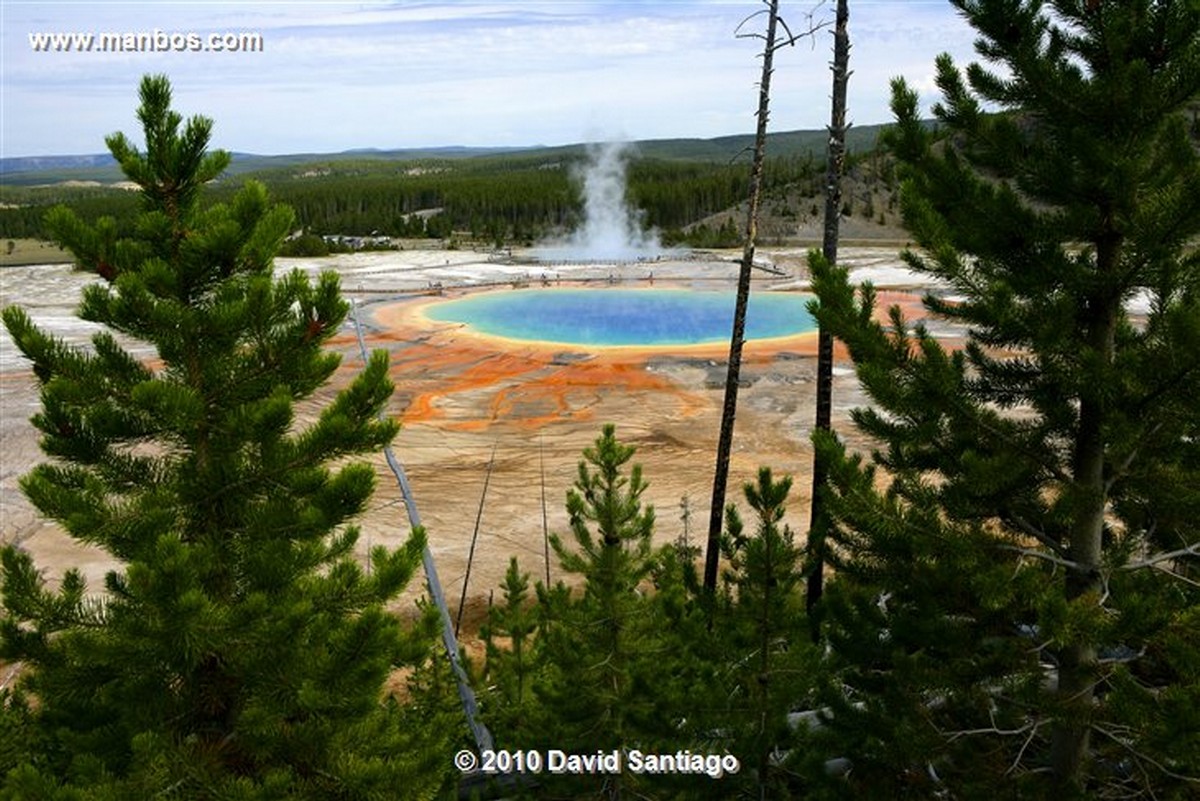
(537, 141, 663, 261)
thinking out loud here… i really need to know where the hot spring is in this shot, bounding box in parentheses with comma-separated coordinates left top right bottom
(423, 288, 817, 348)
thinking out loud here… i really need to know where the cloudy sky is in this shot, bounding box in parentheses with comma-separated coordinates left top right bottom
(2, 1, 983, 157)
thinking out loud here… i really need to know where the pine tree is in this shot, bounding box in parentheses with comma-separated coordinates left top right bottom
(0, 75, 447, 798)
(524, 425, 688, 799)
(533, 425, 656, 739)
(805, 2, 1200, 797)
(716, 468, 817, 799)
(478, 557, 540, 740)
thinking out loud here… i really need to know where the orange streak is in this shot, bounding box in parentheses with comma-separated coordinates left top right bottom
(351, 287, 939, 434)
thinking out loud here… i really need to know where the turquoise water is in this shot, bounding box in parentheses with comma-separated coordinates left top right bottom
(424, 288, 816, 347)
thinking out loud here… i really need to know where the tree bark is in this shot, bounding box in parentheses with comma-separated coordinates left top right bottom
(806, 0, 850, 641)
(1050, 238, 1119, 790)
(703, 0, 782, 599)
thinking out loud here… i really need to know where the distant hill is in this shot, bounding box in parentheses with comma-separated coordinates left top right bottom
(630, 126, 887, 162)
(0, 147, 530, 186)
(0, 124, 894, 186)
(0, 153, 117, 172)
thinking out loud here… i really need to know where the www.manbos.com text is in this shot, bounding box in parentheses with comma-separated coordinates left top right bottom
(28, 30, 264, 54)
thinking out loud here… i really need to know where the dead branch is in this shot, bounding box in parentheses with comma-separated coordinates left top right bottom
(735, 8, 772, 40)
(942, 704, 1041, 742)
(999, 544, 1083, 571)
(1120, 541, 1199, 570)
(1093, 724, 1200, 787)
(1006, 719, 1046, 776)
(736, 1, 831, 51)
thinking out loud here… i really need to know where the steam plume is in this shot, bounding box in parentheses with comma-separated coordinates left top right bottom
(538, 141, 662, 261)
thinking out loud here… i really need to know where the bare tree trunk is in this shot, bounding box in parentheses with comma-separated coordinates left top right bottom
(456, 443, 496, 637)
(540, 435, 551, 586)
(806, 0, 850, 641)
(703, 0, 782, 599)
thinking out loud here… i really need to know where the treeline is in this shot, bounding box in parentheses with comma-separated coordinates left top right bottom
(0, 186, 141, 240)
(1, 153, 821, 247)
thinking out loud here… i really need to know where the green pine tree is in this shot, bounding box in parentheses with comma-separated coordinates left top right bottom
(478, 557, 540, 739)
(533, 425, 657, 747)
(525, 425, 685, 799)
(805, 2, 1200, 798)
(716, 468, 817, 799)
(0, 75, 447, 798)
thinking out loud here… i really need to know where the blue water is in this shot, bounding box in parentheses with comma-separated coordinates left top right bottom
(424, 288, 816, 347)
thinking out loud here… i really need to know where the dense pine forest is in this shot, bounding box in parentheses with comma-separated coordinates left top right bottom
(0, 141, 873, 252)
(2, 1, 1199, 800)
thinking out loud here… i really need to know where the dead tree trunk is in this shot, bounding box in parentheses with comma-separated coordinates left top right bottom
(703, 0, 783, 599)
(806, 0, 849, 642)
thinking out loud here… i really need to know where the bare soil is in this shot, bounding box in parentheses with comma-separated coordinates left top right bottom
(1, 248, 944, 627)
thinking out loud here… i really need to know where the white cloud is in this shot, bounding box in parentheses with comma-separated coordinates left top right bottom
(2, 0, 979, 156)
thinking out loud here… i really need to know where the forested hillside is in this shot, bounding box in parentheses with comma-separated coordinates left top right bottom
(0, 132, 889, 251)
